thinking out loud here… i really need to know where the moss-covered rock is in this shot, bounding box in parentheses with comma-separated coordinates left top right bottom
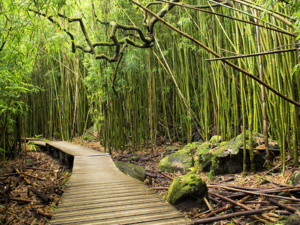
(114, 161, 146, 181)
(291, 171, 300, 185)
(166, 174, 208, 205)
(210, 135, 222, 145)
(198, 131, 268, 174)
(158, 142, 200, 173)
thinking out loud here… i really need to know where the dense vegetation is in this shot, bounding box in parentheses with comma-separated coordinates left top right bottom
(1, 0, 300, 171)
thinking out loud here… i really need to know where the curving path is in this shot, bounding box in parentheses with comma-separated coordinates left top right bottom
(30, 140, 192, 225)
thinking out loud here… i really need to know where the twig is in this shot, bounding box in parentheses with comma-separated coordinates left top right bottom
(209, 191, 271, 223)
(202, 195, 251, 219)
(160, 172, 174, 180)
(204, 197, 213, 210)
(263, 157, 293, 175)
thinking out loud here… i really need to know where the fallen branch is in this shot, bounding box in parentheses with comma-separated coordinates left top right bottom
(268, 198, 300, 215)
(193, 207, 276, 224)
(26, 167, 53, 172)
(9, 197, 38, 203)
(22, 172, 47, 181)
(202, 195, 250, 218)
(263, 157, 293, 175)
(160, 172, 175, 180)
(204, 197, 213, 210)
(219, 177, 234, 183)
(208, 185, 300, 202)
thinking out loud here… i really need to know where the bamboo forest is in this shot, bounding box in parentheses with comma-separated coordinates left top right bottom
(1, 0, 300, 224)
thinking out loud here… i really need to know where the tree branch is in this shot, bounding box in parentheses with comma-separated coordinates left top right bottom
(112, 43, 128, 98)
(130, 0, 300, 107)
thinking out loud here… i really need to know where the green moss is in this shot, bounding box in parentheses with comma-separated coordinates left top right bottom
(114, 161, 145, 181)
(159, 146, 195, 173)
(219, 141, 227, 146)
(165, 146, 179, 152)
(184, 142, 203, 149)
(196, 142, 211, 156)
(291, 171, 300, 185)
(166, 174, 208, 205)
(210, 135, 222, 144)
(206, 170, 215, 180)
(274, 215, 300, 225)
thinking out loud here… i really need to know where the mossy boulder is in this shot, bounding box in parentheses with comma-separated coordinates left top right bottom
(291, 171, 300, 185)
(114, 161, 146, 181)
(159, 142, 200, 173)
(210, 135, 222, 145)
(166, 174, 208, 205)
(198, 131, 267, 174)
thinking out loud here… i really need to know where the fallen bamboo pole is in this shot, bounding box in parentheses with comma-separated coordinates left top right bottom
(205, 48, 298, 61)
(193, 207, 276, 224)
(268, 198, 300, 215)
(208, 185, 300, 202)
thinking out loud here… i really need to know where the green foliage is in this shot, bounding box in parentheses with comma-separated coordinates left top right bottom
(1, 0, 300, 171)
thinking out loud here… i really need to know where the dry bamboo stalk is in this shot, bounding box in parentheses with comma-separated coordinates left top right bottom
(208, 185, 300, 202)
(255, 9, 270, 165)
(205, 48, 298, 61)
(204, 197, 213, 210)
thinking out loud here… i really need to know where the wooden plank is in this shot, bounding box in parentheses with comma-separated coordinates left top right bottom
(51, 208, 185, 224)
(54, 198, 165, 213)
(53, 202, 174, 218)
(29, 140, 47, 146)
(46, 141, 108, 156)
(52, 212, 192, 225)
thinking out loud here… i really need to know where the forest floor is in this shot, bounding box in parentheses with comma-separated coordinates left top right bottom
(80, 139, 300, 225)
(0, 146, 71, 225)
(1, 139, 300, 224)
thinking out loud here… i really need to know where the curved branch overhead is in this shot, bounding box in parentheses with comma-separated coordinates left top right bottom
(30, 0, 299, 107)
(129, 0, 300, 107)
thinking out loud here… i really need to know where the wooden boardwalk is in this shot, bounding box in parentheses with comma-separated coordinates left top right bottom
(30, 140, 192, 225)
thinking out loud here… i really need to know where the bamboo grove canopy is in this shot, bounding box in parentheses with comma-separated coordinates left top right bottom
(1, 0, 300, 170)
